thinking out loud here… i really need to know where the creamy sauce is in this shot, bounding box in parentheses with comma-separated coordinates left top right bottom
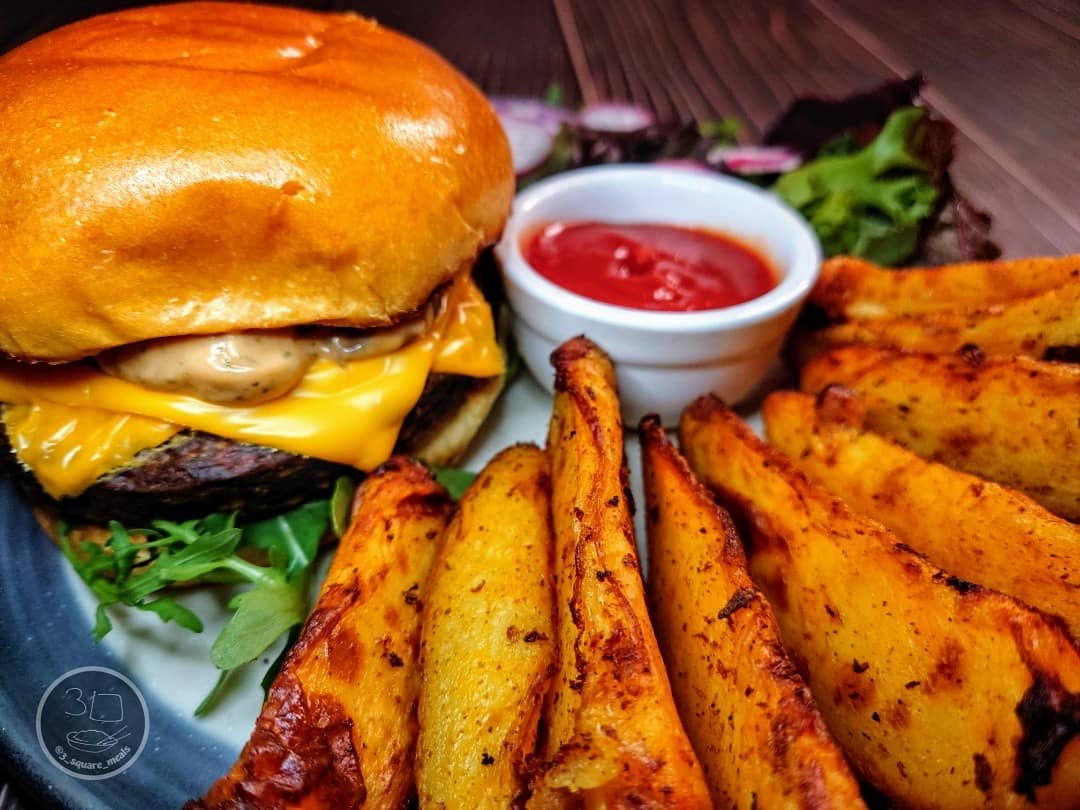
(98, 306, 437, 405)
(100, 330, 312, 404)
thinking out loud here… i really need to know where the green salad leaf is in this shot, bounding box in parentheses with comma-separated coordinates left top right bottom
(432, 466, 477, 501)
(544, 82, 564, 107)
(260, 624, 301, 696)
(242, 500, 328, 578)
(58, 477, 355, 714)
(195, 669, 233, 718)
(697, 116, 741, 145)
(330, 476, 357, 539)
(211, 582, 307, 670)
(772, 107, 939, 266)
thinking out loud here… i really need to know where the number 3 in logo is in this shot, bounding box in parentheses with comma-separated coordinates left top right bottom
(62, 687, 88, 718)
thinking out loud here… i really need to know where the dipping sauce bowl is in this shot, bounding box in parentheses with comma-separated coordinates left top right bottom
(496, 164, 822, 424)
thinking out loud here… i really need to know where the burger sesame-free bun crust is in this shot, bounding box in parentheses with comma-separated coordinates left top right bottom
(0, 2, 513, 361)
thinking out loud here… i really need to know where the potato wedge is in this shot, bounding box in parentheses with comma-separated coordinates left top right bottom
(764, 388, 1080, 636)
(192, 458, 450, 810)
(530, 336, 710, 807)
(800, 346, 1080, 520)
(811, 254, 1079, 321)
(641, 416, 866, 809)
(681, 395, 1080, 809)
(797, 281, 1079, 361)
(417, 444, 556, 809)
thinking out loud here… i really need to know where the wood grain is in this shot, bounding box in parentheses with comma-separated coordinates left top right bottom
(561, 0, 1077, 254)
(815, 0, 1080, 250)
(353, 0, 579, 102)
(565, 0, 891, 136)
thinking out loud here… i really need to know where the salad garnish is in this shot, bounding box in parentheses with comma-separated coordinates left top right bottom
(58, 478, 354, 714)
(494, 74, 999, 266)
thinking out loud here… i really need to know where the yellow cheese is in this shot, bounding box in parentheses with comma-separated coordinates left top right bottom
(2, 403, 181, 499)
(0, 274, 502, 498)
(432, 274, 503, 377)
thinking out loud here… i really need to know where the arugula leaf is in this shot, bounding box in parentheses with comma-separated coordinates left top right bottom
(107, 521, 138, 581)
(773, 107, 938, 266)
(330, 477, 357, 539)
(153, 524, 242, 582)
(502, 337, 524, 386)
(92, 604, 112, 642)
(194, 669, 233, 718)
(58, 495, 337, 715)
(243, 500, 328, 578)
(432, 466, 477, 501)
(261, 624, 301, 696)
(116, 567, 169, 604)
(210, 582, 307, 670)
(136, 596, 204, 633)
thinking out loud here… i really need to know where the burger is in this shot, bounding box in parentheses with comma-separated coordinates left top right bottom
(0, 2, 514, 531)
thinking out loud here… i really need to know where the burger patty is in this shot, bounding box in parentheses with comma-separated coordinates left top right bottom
(0, 373, 474, 526)
(0, 428, 352, 526)
(396, 371, 473, 453)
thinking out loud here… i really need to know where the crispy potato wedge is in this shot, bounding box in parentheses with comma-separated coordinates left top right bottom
(811, 254, 1080, 321)
(796, 281, 1079, 361)
(417, 444, 556, 809)
(800, 346, 1080, 520)
(681, 395, 1080, 809)
(765, 388, 1080, 636)
(192, 458, 451, 810)
(641, 416, 866, 809)
(530, 337, 710, 808)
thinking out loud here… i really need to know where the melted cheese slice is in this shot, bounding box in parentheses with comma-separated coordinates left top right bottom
(0, 274, 502, 498)
(3, 403, 182, 500)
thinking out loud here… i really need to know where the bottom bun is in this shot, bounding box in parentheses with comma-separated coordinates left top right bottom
(396, 371, 506, 467)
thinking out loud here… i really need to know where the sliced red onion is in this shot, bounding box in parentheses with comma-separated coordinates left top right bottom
(497, 115, 556, 177)
(707, 145, 802, 175)
(577, 102, 655, 133)
(653, 158, 713, 174)
(489, 96, 571, 135)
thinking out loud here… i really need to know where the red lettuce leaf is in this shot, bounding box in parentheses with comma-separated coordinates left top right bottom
(765, 74, 924, 157)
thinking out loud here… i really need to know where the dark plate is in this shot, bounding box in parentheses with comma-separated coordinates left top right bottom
(0, 480, 231, 810)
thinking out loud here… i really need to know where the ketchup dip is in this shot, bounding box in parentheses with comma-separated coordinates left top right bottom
(522, 221, 777, 312)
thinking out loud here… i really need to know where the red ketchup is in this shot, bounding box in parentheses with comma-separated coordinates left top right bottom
(523, 221, 777, 312)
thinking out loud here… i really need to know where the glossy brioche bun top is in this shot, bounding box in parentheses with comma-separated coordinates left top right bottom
(0, 2, 513, 361)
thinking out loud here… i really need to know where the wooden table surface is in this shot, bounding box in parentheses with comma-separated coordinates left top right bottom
(0, 1, 1077, 806)
(5, 0, 1078, 256)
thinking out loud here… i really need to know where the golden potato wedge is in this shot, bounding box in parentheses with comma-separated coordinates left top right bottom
(800, 346, 1080, 520)
(417, 444, 556, 809)
(795, 281, 1079, 361)
(192, 458, 451, 810)
(681, 395, 1080, 809)
(764, 388, 1080, 636)
(531, 337, 710, 808)
(641, 415, 866, 809)
(811, 254, 1079, 321)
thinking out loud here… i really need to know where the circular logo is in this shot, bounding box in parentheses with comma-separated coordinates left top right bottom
(36, 667, 149, 780)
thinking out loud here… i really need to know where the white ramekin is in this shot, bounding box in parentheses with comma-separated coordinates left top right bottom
(495, 164, 822, 425)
